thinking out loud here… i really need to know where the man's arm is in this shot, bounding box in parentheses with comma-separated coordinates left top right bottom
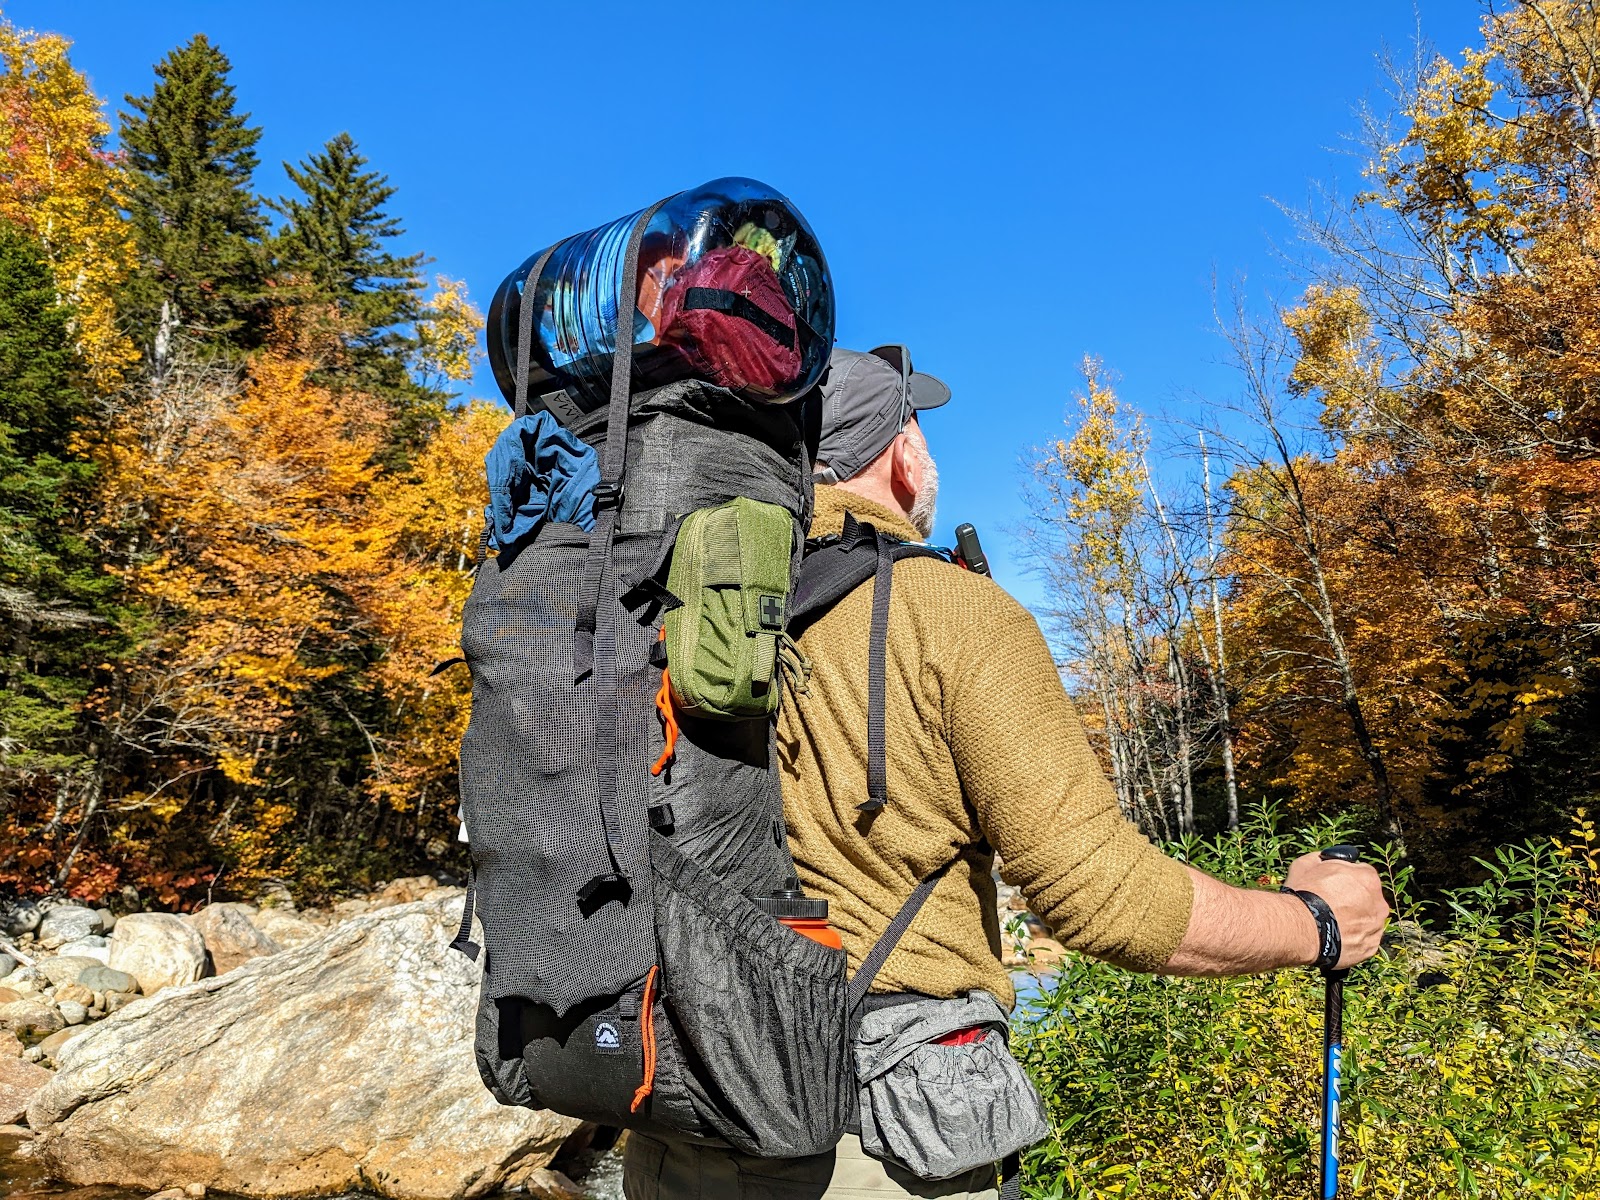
(1162, 854, 1389, 976)
(945, 592, 1388, 977)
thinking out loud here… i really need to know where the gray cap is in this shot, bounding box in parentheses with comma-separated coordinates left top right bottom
(815, 345, 951, 482)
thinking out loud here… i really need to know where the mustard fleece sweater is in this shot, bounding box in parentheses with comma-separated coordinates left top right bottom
(777, 486, 1195, 1006)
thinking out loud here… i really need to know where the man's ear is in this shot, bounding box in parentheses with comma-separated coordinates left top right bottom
(889, 431, 923, 500)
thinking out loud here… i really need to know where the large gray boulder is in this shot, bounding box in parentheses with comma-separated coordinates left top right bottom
(107, 913, 207, 996)
(26, 893, 578, 1199)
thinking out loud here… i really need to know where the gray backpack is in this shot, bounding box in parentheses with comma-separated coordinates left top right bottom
(450, 210, 953, 1158)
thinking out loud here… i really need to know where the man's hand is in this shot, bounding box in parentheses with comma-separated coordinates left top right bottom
(1283, 851, 1389, 971)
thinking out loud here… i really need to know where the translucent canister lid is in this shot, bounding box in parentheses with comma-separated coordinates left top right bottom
(488, 177, 835, 413)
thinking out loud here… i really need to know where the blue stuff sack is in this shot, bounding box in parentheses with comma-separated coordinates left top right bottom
(485, 411, 599, 552)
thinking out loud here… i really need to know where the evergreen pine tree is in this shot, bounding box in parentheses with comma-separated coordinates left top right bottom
(0, 221, 112, 780)
(272, 132, 438, 457)
(120, 34, 267, 357)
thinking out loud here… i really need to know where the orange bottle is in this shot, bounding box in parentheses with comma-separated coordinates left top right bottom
(756, 883, 843, 950)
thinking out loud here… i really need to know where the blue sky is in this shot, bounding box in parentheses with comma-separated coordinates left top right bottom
(11, 0, 1486, 610)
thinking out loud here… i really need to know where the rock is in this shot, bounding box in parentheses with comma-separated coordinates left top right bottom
(189, 904, 280, 975)
(77, 966, 137, 995)
(0, 950, 16, 979)
(56, 984, 93, 1007)
(373, 876, 439, 907)
(0, 1031, 21, 1058)
(0, 1000, 64, 1039)
(4, 965, 43, 989)
(39, 1026, 87, 1058)
(96, 910, 117, 935)
(184, 1185, 206, 1198)
(57, 1001, 88, 1027)
(0, 1057, 53, 1125)
(103, 991, 138, 1014)
(0, 899, 42, 938)
(330, 898, 372, 919)
(0, 988, 20, 1007)
(255, 880, 296, 910)
(86, 1008, 104, 1021)
(22, 1045, 43, 1063)
(511, 1166, 588, 1199)
(107, 914, 207, 996)
(28, 894, 579, 1198)
(40, 956, 103, 989)
(147, 1189, 187, 1200)
(54, 936, 111, 964)
(247, 907, 323, 951)
(37, 906, 102, 950)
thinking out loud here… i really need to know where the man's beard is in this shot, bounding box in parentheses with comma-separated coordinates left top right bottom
(908, 440, 939, 539)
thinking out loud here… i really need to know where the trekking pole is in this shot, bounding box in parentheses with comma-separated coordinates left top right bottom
(1317, 844, 1361, 1200)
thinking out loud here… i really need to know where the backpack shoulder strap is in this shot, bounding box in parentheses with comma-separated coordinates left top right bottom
(790, 513, 952, 813)
(789, 513, 945, 634)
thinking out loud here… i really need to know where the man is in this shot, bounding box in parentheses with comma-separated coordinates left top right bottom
(625, 345, 1390, 1199)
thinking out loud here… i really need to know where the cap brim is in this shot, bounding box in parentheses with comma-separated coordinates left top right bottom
(907, 371, 951, 411)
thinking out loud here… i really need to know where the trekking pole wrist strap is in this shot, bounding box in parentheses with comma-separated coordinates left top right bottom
(1280, 886, 1341, 971)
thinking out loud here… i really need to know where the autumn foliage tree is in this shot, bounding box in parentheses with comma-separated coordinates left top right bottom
(1, 14, 491, 905)
(1029, 1, 1600, 879)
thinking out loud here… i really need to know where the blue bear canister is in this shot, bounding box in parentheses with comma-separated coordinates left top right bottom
(487, 177, 834, 415)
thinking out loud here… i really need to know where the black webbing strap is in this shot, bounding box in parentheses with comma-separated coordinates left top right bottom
(1000, 1152, 1021, 1200)
(570, 197, 667, 905)
(448, 870, 480, 962)
(573, 196, 666, 680)
(680, 287, 796, 348)
(846, 858, 955, 1015)
(861, 527, 896, 813)
(512, 243, 560, 419)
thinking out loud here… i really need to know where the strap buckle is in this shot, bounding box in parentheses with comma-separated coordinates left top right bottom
(595, 481, 625, 510)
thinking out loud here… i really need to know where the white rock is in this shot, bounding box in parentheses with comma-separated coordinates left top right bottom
(106, 915, 207, 997)
(54, 936, 111, 964)
(37, 906, 102, 950)
(27, 895, 578, 1198)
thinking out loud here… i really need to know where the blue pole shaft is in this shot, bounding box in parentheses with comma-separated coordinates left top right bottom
(1321, 969, 1346, 1198)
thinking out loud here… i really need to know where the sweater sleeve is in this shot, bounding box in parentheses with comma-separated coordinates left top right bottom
(943, 590, 1194, 971)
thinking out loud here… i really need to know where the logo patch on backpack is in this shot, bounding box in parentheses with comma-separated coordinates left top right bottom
(594, 1021, 622, 1053)
(758, 593, 784, 629)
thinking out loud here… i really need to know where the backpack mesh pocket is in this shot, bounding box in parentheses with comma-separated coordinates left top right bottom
(646, 834, 852, 1157)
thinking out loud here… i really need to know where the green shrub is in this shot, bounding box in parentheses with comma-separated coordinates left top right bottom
(1013, 808, 1600, 1199)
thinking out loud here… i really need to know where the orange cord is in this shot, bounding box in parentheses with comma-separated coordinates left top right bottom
(630, 964, 660, 1113)
(651, 630, 679, 777)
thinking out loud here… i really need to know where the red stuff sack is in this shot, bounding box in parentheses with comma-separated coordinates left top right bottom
(657, 244, 802, 399)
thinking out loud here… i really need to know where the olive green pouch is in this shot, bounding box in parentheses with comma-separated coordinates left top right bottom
(664, 497, 808, 720)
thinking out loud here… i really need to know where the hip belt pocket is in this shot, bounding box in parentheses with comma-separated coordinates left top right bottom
(853, 991, 1050, 1182)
